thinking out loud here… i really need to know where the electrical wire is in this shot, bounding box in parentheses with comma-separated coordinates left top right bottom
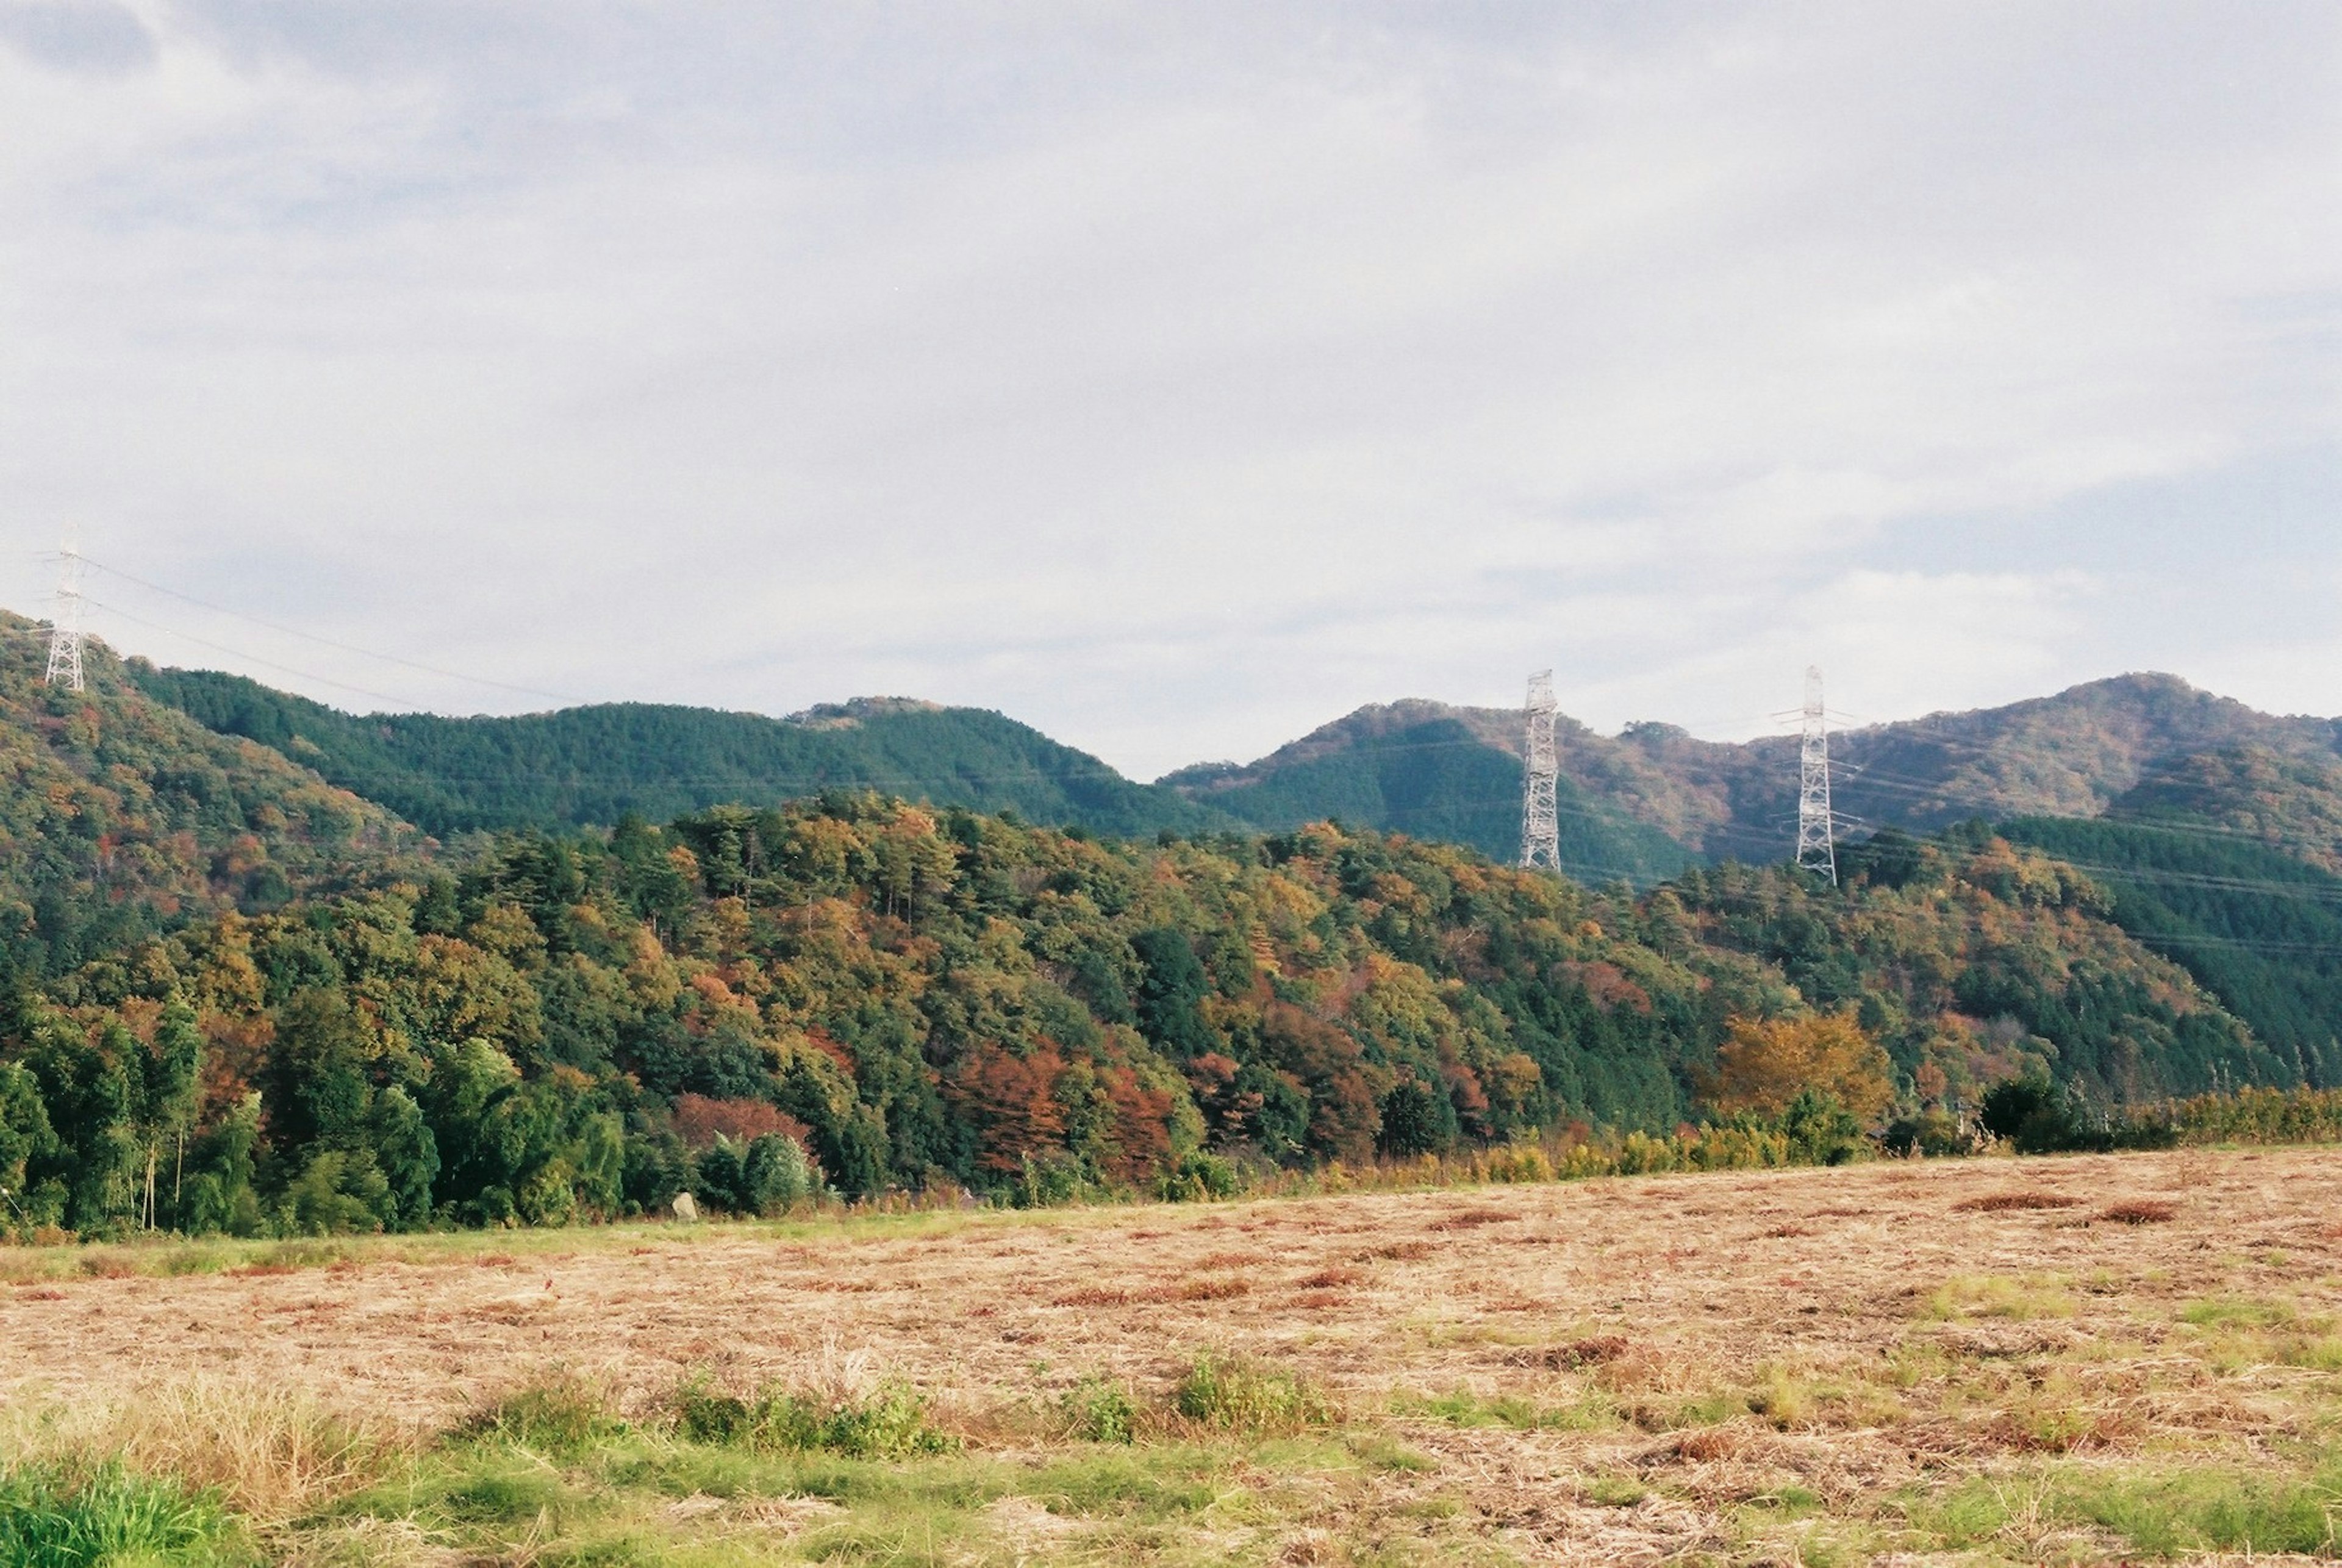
(48, 571, 2342, 922)
(82, 597, 414, 708)
(77, 556, 578, 704)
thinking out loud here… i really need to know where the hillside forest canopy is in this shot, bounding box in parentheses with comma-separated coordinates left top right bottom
(2, 628, 2340, 1238)
(0, 784, 2305, 1240)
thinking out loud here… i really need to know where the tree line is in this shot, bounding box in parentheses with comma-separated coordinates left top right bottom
(0, 794, 2301, 1238)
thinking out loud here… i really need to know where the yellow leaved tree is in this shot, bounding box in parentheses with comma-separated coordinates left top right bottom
(1709, 1012, 1893, 1123)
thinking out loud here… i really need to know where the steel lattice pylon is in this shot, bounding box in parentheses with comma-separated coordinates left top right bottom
(44, 540, 85, 693)
(1519, 670, 1560, 871)
(1795, 664, 1836, 884)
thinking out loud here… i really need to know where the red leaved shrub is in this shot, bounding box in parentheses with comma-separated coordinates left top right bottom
(673, 1093, 811, 1151)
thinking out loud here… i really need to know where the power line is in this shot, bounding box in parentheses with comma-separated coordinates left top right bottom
(82, 598, 414, 707)
(76, 555, 578, 704)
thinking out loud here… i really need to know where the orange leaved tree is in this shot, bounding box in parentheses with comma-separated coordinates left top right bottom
(1709, 1012, 1893, 1123)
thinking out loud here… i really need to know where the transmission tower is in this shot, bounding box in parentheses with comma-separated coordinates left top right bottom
(1519, 670, 1560, 871)
(43, 535, 85, 693)
(1794, 664, 1835, 884)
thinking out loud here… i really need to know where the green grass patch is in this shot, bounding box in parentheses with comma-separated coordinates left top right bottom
(1172, 1355, 1336, 1434)
(1920, 1273, 2079, 1322)
(0, 1462, 252, 1567)
(2180, 1296, 2296, 1329)
(461, 1375, 631, 1457)
(1913, 1462, 2342, 1556)
(1346, 1434, 1435, 1473)
(1585, 1475, 1647, 1508)
(676, 1378, 958, 1459)
(1059, 1377, 1140, 1445)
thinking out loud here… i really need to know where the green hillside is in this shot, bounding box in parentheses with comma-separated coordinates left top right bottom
(0, 638, 2324, 1240)
(2001, 812, 2342, 1089)
(1164, 714, 1694, 882)
(1677, 825, 2280, 1106)
(2107, 745, 2342, 874)
(129, 665, 1227, 841)
(1169, 675, 2342, 868)
(0, 620, 414, 976)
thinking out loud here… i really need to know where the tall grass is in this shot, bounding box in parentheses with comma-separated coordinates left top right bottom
(0, 1463, 250, 1567)
(0, 1377, 405, 1525)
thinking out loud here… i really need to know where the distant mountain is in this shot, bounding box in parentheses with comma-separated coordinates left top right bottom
(1168, 675, 2342, 868)
(2104, 745, 2342, 875)
(1163, 706, 1693, 882)
(0, 619, 415, 973)
(127, 665, 1228, 840)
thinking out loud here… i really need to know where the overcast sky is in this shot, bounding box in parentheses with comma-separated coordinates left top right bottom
(1, 2, 2335, 778)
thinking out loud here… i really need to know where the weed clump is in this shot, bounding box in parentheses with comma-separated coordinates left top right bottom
(1532, 1336, 1630, 1370)
(675, 1378, 957, 1459)
(1061, 1377, 1141, 1444)
(0, 1462, 251, 1567)
(1172, 1354, 1336, 1434)
(460, 1376, 626, 1456)
(2099, 1200, 2179, 1225)
(1953, 1191, 2080, 1212)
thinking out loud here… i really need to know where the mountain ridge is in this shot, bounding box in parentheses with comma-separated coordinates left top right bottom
(1164, 673, 2342, 867)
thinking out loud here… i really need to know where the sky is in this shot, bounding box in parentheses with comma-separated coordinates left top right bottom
(0, 1, 2335, 780)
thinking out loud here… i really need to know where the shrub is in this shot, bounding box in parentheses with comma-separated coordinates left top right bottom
(461, 1376, 626, 1455)
(688, 1132, 817, 1216)
(1156, 1151, 1243, 1203)
(674, 1378, 956, 1459)
(1172, 1355, 1336, 1434)
(1779, 1089, 1865, 1166)
(1012, 1153, 1099, 1209)
(1480, 1142, 1555, 1183)
(1881, 1110, 1979, 1158)
(1062, 1377, 1141, 1444)
(1977, 1072, 2119, 1154)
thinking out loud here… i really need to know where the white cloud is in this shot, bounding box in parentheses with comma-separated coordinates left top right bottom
(0, 1, 2333, 779)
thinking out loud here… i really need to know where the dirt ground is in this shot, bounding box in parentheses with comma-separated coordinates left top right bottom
(6, 1147, 2338, 1563)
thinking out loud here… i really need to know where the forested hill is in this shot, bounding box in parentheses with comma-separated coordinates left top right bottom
(0, 796, 2288, 1237)
(0, 618, 415, 975)
(1161, 709, 1694, 882)
(129, 665, 1227, 841)
(1168, 675, 2342, 867)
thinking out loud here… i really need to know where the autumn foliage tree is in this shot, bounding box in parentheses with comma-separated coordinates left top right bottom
(1708, 1012, 1893, 1123)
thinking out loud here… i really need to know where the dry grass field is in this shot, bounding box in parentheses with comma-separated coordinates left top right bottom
(6, 1147, 2342, 1564)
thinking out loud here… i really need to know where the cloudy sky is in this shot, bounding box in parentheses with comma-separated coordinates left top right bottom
(1, 2, 2335, 778)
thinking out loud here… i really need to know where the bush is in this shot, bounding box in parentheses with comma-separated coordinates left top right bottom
(1172, 1355, 1336, 1434)
(1979, 1072, 2086, 1153)
(1156, 1151, 1243, 1202)
(1012, 1153, 1099, 1209)
(462, 1377, 626, 1456)
(1881, 1111, 1977, 1158)
(1780, 1089, 1865, 1165)
(1480, 1142, 1555, 1183)
(1062, 1377, 1141, 1444)
(688, 1132, 817, 1216)
(674, 1378, 956, 1459)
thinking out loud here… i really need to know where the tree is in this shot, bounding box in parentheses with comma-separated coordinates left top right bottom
(143, 997, 204, 1230)
(0, 1061, 57, 1228)
(1709, 1012, 1893, 1123)
(1131, 929, 1217, 1058)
